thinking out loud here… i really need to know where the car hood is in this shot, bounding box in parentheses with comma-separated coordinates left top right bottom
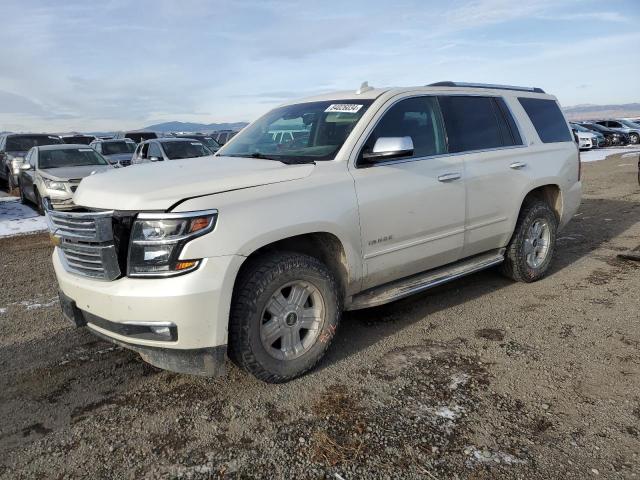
(40, 165, 113, 181)
(74, 155, 315, 211)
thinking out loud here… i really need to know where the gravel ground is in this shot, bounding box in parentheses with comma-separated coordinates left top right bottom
(0, 153, 639, 479)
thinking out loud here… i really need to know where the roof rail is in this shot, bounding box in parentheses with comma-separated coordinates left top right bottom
(428, 81, 545, 94)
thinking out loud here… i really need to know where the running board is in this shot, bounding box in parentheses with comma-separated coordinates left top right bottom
(348, 249, 505, 310)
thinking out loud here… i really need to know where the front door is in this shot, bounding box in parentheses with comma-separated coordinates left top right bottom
(350, 96, 466, 290)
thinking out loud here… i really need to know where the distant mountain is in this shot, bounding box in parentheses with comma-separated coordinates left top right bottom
(141, 121, 249, 133)
(562, 103, 640, 121)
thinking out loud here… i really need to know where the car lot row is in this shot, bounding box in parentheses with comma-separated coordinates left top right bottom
(569, 117, 640, 149)
(0, 130, 240, 213)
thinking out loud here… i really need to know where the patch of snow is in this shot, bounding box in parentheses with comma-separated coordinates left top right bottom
(0, 199, 48, 238)
(580, 147, 640, 163)
(464, 445, 527, 466)
(449, 373, 469, 390)
(0, 307, 6, 315)
(434, 404, 463, 420)
(20, 297, 58, 310)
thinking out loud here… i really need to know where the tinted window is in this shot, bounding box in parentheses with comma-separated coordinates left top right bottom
(494, 97, 523, 146)
(160, 141, 212, 159)
(148, 143, 163, 158)
(39, 148, 109, 169)
(61, 135, 94, 145)
(102, 141, 135, 155)
(518, 98, 572, 143)
(438, 96, 503, 153)
(6, 135, 63, 151)
(363, 96, 446, 159)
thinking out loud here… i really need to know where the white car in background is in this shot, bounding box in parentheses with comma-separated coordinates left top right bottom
(570, 124, 596, 150)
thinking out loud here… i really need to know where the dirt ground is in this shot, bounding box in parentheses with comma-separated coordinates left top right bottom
(0, 153, 639, 479)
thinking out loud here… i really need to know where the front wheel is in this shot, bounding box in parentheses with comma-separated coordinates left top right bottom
(500, 200, 558, 282)
(229, 252, 342, 383)
(629, 133, 639, 145)
(33, 189, 45, 215)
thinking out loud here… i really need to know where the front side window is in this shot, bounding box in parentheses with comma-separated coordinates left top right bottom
(438, 96, 507, 153)
(38, 148, 109, 169)
(362, 96, 446, 159)
(518, 97, 572, 143)
(148, 143, 163, 159)
(160, 141, 212, 160)
(218, 100, 374, 163)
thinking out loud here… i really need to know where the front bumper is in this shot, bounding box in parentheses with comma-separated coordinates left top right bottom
(54, 250, 246, 373)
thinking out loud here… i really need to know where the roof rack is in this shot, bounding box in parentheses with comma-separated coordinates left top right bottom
(428, 81, 545, 94)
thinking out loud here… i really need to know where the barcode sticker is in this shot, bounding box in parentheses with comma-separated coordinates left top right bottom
(325, 104, 363, 114)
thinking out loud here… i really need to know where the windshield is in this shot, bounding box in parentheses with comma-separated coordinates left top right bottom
(179, 136, 220, 150)
(620, 120, 640, 128)
(218, 100, 374, 162)
(126, 132, 157, 143)
(61, 135, 94, 145)
(160, 141, 212, 160)
(571, 124, 591, 133)
(102, 141, 136, 155)
(39, 148, 109, 169)
(6, 135, 63, 151)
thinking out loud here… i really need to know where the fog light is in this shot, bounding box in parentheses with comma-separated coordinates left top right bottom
(150, 326, 172, 337)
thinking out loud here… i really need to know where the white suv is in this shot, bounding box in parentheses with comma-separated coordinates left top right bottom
(47, 81, 582, 383)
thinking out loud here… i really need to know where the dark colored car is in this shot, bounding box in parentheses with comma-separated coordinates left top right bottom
(172, 134, 221, 152)
(0, 133, 64, 191)
(89, 139, 137, 167)
(211, 130, 238, 146)
(578, 123, 629, 146)
(131, 138, 214, 164)
(595, 120, 640, 145)
(113, 130, 158, 144)
(60, 134, 97, 145)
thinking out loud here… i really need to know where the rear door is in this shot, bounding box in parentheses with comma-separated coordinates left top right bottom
(350, 95, 466, 289)
(438, 95, 529, 257)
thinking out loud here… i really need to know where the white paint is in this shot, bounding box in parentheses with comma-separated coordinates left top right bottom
(0, 199, 48, 238)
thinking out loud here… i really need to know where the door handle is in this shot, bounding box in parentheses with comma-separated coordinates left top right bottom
(437, 172, 462, 182)
(510, 162, 527, 170)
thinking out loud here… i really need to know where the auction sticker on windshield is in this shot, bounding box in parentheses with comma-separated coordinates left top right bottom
(325, 104, 363, 113)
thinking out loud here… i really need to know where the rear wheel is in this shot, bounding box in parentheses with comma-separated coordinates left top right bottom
(18, 180, 27, 204)
(229, 252, 341, 383)
(500, 200, 558, 282)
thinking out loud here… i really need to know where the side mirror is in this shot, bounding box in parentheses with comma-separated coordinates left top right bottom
(20, 163, 32, 171)
(362, 137, 414, 162)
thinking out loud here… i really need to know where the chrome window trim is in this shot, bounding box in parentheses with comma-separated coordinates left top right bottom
(352, 92, 528, 169)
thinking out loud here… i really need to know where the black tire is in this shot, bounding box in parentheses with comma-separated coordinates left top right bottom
(5, 169, 16, 194)
(229, 251, 342, 383)
(630, 133, 639, 145)
(33, 189, 45, 215)
(18, 180, 27, 204)
(500, 199, 558, 283)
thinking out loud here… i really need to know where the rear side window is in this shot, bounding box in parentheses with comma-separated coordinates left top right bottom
(438, 96, 517, 153)
(518, 97, 572, 143)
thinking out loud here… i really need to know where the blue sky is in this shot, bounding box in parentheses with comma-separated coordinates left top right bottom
(0, 0, 638, 132)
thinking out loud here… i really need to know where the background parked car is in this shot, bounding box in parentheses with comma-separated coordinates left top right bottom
(131, 138, 214, 164)
(18, 144, 113, 213)
(211, 130, 238, 145)
(595, 120, 640, 145)
(0, 133, 64, 191)
(113, 130, 158, 144)
(570, 123, 604, 148)
(578, 122, 629, 146)
(60, 134, 97, 145)
(172, 133, 221, 152)
(89, 139, 136, 166)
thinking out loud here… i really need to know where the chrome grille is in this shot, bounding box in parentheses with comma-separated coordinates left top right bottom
(46, 205, 121, 281)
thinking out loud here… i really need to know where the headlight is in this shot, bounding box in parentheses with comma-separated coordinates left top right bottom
(127, 210, 217, 277)
(42, 178, 67, 191)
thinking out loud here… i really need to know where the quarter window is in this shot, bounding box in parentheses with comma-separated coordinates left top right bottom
(363, 96, 447, 159)
(518, 97, 572, 143)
